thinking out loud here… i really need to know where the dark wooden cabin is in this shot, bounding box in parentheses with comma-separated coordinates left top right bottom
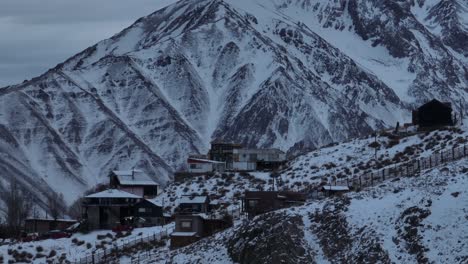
(242, 191, 306, 218)
(412, 99, 453, 128)
(82, 189, 141, 230)
(135, 199, 164, 226)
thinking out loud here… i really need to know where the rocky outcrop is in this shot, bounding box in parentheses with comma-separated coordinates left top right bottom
(227, 212, 315, 264)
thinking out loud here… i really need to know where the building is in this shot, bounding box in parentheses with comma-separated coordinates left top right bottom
(208, 141, 243, 169)
(170, 213, 232, 248)
(187, 158, 226, 173)
(177, 196, 210, 214)
(109, 170, 159, 198)
(170, 214, 205, 248)
(135, 199, 165, 227)
(242, 191, 306, 218)
(83, 189, 141, 230)
(24, 218, 77, 235)
(322, 185, 350, 196)
(412, 99, 453, 128)
(232, 148, 287, 171)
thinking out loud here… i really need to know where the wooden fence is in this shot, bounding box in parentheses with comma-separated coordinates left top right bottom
(71, 228, 169, 264)
(307, 144, 467, 198)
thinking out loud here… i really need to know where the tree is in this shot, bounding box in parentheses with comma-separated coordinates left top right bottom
(68, 196, 84, 220)
(47, 192, 66, 221)
(0, 179, 33, 237)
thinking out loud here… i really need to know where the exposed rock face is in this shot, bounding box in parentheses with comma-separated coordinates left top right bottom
(0, 0, 466, 209)
(395, 206, 432, 264)
(227, 212, 315, 264)
(308, 197, 391, 264)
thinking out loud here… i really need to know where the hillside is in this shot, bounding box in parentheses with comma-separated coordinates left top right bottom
(153, 158, 467, 264)
(0, 0, 467, 212)
(1, 125, 467, 263)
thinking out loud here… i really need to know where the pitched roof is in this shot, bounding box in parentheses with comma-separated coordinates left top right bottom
(112, 170, 158, 186)
(143, 199, 162, 207)
(179, 196, 208, 204)
(85, 189, 141, 199)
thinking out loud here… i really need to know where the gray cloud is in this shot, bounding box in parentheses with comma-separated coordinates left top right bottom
(0, 0, 176, 87)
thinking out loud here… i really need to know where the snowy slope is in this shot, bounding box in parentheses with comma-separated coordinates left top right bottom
(143, 158, 468, 264)
(0, 0, 467, 212)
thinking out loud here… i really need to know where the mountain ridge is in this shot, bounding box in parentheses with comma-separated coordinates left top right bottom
(0, 0, 466, 211)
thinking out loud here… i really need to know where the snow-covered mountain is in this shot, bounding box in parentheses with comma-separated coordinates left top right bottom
(0, 0, 466, 209)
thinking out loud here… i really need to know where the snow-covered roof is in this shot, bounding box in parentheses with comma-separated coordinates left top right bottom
(322, 185, 350, 191)
(85, 189, 141, 199)
(187, 158, 225, 164)
(112, 170, 158, 186)
(145, 199, 162, 207)
(179, 196, 208, 204)
(171, 232, 197, 237)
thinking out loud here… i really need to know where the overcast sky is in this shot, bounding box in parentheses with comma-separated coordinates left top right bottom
(0, 0, 176, 87)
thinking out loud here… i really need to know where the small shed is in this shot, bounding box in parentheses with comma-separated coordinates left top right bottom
(322, 185, 350, 196)
(170, 213, 232, 248)
(412, 99, 453, 128)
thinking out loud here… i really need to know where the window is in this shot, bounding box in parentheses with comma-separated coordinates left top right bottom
(138, 208, 146, 213)
(249, 154, 257, 161)
(248, 200, 258, 208)
(181, 220, 192, 229)
(190, 164, 197, 169)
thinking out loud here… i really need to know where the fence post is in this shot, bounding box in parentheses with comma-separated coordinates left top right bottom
(92, 252, 95, 264)
(371, 173, 373, 186)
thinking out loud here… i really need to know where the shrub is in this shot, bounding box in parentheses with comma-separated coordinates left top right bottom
(48, 250, 57, 258)
(36, 246, 43, 252)
(86, 243, 92, 249)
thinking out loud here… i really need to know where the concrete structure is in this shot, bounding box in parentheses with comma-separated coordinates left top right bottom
(24, 218, 77, 234)
(109, 170, 159, 198)
(208, 141, 243, 169)
(83, 189, 141, 230)
(187, 158, 226, 173)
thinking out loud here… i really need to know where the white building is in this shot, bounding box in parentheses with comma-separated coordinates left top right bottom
(232, 148, 286, 171)
(187, 158, 226, 173)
